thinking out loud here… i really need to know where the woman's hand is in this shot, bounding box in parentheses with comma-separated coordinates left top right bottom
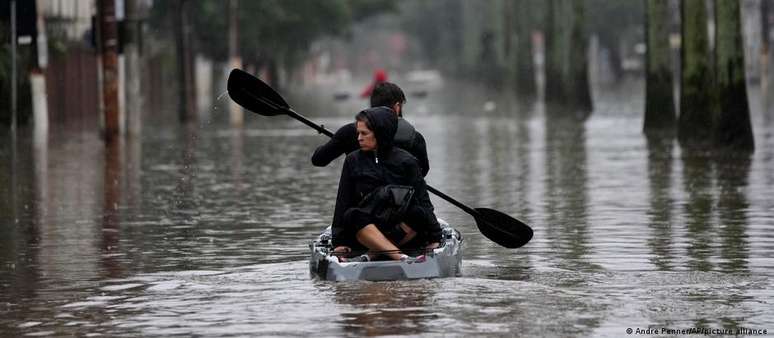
(333, 246, 352, 262)
(333, 246, 351, 254)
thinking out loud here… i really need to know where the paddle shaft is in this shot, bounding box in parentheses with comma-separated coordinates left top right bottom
(426, 186, 478, 216)
(286, 108, 334, 138)
(280, 107, 479, 217)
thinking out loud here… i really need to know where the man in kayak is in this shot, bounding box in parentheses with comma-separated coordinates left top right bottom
(331, 107, 441, 262)
(311, 82, 430, 177)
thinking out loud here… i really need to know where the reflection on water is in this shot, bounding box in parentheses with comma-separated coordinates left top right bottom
(646, 133, 675, 271)
(333, 281, 435, 336)
(682, 151, 715, 272)
(680, 150, 754, 274)
(102, 138, 124, 279)
(715, 153, 751, 274)
(543, 116, 596, 273)
(1, 79, 774, 337)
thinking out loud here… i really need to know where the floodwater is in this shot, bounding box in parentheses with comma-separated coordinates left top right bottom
(1, 79, 773, 337)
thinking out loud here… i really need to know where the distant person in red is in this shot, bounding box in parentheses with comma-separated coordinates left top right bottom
(359, 69, 388, 98)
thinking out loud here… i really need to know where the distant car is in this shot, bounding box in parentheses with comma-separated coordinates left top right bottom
(405, 69, 444, 88)
(404, 70, 444, 99)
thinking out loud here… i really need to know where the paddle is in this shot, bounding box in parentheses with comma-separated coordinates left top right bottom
(227, 68, 533, 248)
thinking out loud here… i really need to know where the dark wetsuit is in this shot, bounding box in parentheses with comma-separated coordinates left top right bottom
(330, 107, 441, 249)
(311, 113, 430, 177)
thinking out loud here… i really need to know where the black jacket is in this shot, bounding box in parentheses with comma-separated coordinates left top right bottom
(311, 113, 430, 177)
(331, 107, 441, 247)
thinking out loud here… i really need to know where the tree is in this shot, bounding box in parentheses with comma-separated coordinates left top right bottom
(234, 0, 397, 87)
(458, 0, 506, 85)
(544, 0, 570, 107)
(643, 0, 676, 133)
(400, 0, 464, 74)
(512, 0, 537, 100)
(148, 0, 397, 88)
(568, 0, 592, 115)
(761, 0, 770, 94)
(713, 0, 754, 150)
(586, 0, 645, 83)
(172, 0, 195, 122)
(544, 0, 592, 118)
(678, 0, 713, 147)
(0, 2, 35, 126)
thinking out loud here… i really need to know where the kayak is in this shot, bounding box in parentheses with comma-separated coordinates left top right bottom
(309, 219, 463, 281)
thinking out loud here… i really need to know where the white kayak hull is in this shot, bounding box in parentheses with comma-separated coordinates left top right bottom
(309, 219, 463, 281)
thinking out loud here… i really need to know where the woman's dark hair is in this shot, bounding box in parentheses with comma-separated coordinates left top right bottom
(370, 82, 406, 114)
(355, 110, 373, 131)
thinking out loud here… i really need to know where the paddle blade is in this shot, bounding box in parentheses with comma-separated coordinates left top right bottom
(473, 208, 533, 248)
(227, 68, 290, 116)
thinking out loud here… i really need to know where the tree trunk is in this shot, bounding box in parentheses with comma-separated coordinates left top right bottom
(678, 0, 713, 147)
(714, 0, 754, 150)
(173, 0, 196, 123)
(514, 0, 537, 100)
(544, 0, 570, 108)
(644, 0, 676, 133)
(569, 0, 592, 117)
(503, 0, 513, 58)
(603, 35, 624, 83)
(761, 0, 770, 94)
(545, 0, 590, 118)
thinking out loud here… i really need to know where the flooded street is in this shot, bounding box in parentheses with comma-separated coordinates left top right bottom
(2, 79, 774, 337)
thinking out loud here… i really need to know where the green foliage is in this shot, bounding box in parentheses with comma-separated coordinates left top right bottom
(148, 0, 396, 70)
(400, 0, 464, 72)
(238, 0, 349, 66)
(582, 0, 645, 80)
(586, 0, 644, 36)
(0, 45, 33, 125)
(347, 0, 399, 22)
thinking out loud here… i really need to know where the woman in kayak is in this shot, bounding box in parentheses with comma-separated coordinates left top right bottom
(331, 106, 441, 262)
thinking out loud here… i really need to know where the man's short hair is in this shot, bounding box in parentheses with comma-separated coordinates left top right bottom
(370, 82, 406, 113)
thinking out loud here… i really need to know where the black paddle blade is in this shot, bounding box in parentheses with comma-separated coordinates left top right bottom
(227, 69, 290, 116)
(473, 208, 533, 248)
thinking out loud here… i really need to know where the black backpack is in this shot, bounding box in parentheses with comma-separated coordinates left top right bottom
(357, 185, 415, 226)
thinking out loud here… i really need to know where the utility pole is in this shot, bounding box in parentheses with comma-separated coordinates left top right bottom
(97, 0, 121, 142)
(11, 0, 17, 136)
(32, 0, 49, 144)
(124, 0, 143, 137)
(10, 0, 18, 225)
